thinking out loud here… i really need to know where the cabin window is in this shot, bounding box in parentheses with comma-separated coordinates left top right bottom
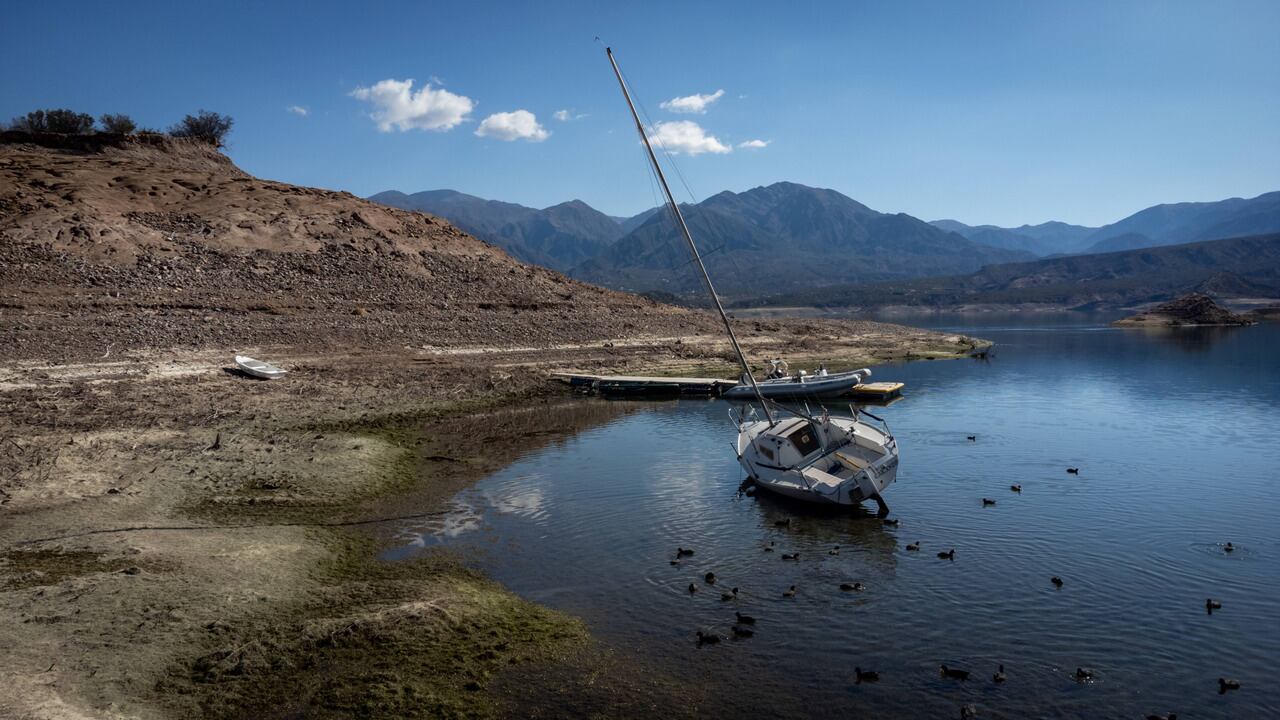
(758, 444, 775, 461)
(787, 424, 821, 456)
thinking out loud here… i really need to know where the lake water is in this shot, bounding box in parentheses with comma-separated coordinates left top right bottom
(393, 315, 1280, 719)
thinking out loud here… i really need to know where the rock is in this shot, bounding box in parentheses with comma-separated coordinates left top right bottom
(1113, 293, 1257, 327)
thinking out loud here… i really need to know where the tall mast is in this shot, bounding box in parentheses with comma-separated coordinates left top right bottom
(606, 46, 774, 425)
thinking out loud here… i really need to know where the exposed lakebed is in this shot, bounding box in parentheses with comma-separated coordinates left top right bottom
(388, 314, 1280, 718)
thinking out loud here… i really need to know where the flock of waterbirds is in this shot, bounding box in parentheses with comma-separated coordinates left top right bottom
(669, 437, 1244, 719)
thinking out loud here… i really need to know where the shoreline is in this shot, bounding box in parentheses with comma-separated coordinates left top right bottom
(0, 326, 985, 718)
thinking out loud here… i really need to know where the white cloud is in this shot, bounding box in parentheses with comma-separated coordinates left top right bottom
(286, 105, 309, 117)
(646, 120, 730, 155)
(553, 109, 587, 122)
(349, 78, 474, 132)
(659, 89, 725, 114)
(475, 110, 550, 142)
(737, 139, 770, 149)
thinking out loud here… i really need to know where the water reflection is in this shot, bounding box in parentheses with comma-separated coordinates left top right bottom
(394, 319, 1280, 719)
(1127, 324, 1250, 352)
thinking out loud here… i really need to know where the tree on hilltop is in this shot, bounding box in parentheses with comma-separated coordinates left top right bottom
(169, 110, 233, 147)
(99, 113, 137, 134)
(9, 109, 96, 134)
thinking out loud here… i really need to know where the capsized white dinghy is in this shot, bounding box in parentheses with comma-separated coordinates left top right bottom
(234, 355, 288, 380)
(605, 46, 899, 512)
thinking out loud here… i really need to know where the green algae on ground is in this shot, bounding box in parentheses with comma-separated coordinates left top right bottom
(0, 549, 123, 590)
(157, 531, 588, 719)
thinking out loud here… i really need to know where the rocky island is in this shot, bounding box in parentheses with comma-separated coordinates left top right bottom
(1112, 293, 1257, 327)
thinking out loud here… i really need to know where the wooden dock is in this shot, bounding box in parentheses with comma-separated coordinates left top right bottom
(553, 372, 905, 400)
(552, 372, 737, 396)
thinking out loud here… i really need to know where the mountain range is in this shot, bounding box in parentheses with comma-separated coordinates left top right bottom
(368, 189, 626, 272)
(735, 232, 1280, 310)
(571, 183, 1029, 297)
(932, 190, 1280, 256)
(369, 184, 1280, 303)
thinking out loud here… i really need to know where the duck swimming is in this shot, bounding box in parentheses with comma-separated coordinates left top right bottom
(1218, 677, 1240, 693)
(1066, 467, 1080, 475)
(829, 546, 840, 556)
(906, 541, 920, 551)
(1206, 598, 1222, 613)
(695, 630, 721, 646)
(735, 611, 756, 625)
(982, 498, 996, 506)
(940, 664, 970, 680)
(1224, 542, 1235, 552)
(782, 553, 800, 561)
(839, 582, 865, 592)
(1051, 576, 1064, 587)
(731, 625, 754, 638)
(1075, 667, 1094, 681)
(854, 666, 880, 683)
(1010, 484, 1022, 492)
(782, 585, 797, 598)
(883, 518, 901, 527)
(720, 587, 739, 601)
(704, 572, 717, 585)
(992, 664, 1006, 683)
(938, 549, 956, 560)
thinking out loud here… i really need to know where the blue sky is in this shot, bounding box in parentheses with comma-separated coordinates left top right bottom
(3, 0, 1278, 226)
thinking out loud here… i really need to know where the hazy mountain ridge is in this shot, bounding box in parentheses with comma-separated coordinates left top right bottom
(930, 219, 1097, 256)
(368, 189, 630, 272)
(734, 232, 1280, 310)
(934, 191, 1280, 257)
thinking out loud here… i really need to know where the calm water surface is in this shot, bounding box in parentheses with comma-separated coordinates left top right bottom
(394, 315, 1280, 719)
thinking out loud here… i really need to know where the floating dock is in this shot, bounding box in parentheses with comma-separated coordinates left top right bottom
(848, 381, 905, 399)
(553, 372, 905, 400)
(552, 372, 737, 397)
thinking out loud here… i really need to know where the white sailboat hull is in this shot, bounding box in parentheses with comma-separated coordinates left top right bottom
(736, 415, 898, 507)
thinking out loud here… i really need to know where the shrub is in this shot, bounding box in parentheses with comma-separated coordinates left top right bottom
(99, 113, 137, 134)
(169, 110, 233, 146)
(9, 109, 96, 134)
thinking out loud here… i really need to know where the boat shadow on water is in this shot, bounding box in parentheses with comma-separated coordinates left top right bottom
(743, 482, 902, 557)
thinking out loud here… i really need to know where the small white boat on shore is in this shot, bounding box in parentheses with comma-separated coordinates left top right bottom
(234, 355, 288, 380)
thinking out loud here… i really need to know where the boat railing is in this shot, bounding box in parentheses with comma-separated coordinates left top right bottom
(854, 407, 893, 445)
(729, 404, 758, 428)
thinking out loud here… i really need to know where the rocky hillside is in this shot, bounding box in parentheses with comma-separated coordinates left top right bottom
(0, 132, 715, 360)
(1112, 293, 1257, 327)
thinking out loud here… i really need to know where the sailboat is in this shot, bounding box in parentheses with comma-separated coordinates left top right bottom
(605, 47, 899, 512)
